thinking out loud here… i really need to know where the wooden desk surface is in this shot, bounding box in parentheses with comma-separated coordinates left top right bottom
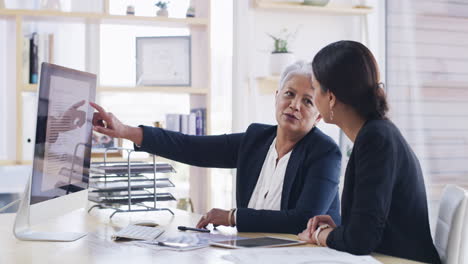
(0, 208, 424, 264)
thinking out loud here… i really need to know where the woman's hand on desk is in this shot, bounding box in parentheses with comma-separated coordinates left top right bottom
(298, 215, 336, 246)
(90, 102, 143, 145)
(196, 208, 233, 229)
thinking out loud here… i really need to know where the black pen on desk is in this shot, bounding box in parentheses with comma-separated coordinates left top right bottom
(177, 226, 210, 233)
(157, 241, 189, 248)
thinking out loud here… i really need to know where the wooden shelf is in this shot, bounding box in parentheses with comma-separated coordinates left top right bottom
(254, 0, 373, 16)
(23, 84, 209, 95)
(256, 75, 280, 94)
(23, 84, 38, 92)
(99, 86, 208, 94)
(0, 8, 208, 27)
(0, 160, 19, 165)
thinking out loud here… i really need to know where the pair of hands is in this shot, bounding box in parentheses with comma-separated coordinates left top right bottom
(196, 208, 234, 229)
(298, 215, 336, 246)
(90, 102, 335, 238)
(90, 102, 334, 240)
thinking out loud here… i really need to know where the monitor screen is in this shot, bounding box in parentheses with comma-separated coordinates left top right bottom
(31, 63, 96, 205)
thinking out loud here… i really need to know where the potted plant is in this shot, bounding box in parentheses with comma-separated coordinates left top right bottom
(155, 1, 169, 17)
(268, 28, 297, 75)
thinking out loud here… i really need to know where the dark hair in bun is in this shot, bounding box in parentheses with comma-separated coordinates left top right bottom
(312, 40, 389, 120)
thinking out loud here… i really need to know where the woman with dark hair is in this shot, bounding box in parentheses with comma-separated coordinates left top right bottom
(298, 40, 441, 264)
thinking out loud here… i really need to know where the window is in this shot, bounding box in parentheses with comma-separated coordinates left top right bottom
(386, 0, 468, 226)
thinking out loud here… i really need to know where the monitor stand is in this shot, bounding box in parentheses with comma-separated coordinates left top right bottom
(13, 175, 87, 242)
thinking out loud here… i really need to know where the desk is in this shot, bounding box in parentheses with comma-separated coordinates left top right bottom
(0, 208, 424, 264)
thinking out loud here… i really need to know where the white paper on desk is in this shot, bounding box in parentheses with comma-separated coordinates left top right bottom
(222, 247, 382, 264)
(137, 233, 246, 251)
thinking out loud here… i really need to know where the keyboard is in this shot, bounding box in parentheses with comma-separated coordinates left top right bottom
(112, 225, 164, 241)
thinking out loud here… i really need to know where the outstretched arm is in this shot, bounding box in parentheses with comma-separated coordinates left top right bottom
(135, 125, 243, 168)
(90, 102, 244, 168)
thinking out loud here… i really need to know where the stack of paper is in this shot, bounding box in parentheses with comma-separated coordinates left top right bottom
(223, 247, 382, 264)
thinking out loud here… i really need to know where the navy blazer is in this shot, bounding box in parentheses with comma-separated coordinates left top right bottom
(135, 123, 342, 234)
(327, 120, 441, 264)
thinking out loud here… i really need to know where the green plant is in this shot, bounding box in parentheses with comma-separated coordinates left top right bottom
(268, 28, 299, 53)
(155, 1, 169, 9)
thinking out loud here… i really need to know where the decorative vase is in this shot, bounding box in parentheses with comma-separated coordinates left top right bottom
(186, 6, 195, 17)
(41, 0, 61, 10)
(157, 8, 168, 17)
(126, 5, 135, 15)
(269, 53, 295, 76)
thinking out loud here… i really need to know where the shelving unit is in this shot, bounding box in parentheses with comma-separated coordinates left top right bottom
(0, 1, 212, 163)
(0, 1, 213, 213)
(254, 0, 372, 15)
(24, 84, 209, 94)
(253, 0, 373, 94)
(256, 75, 280, 95)
(0, 9, 208, 27)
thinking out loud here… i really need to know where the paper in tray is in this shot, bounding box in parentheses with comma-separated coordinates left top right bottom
(92, 162, 175, 175)
(89, 178, 174, 192)
(88, 192, 176, 205)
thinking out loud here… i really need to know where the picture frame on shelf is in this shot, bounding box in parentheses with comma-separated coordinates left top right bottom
(136, 36, 191, 86)
(91, 131, 123, 158)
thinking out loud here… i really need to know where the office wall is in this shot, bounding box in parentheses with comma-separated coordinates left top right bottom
(387, 0, 468, 212)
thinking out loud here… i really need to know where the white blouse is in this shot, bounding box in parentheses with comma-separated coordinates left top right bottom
(248, 137, 292, 210)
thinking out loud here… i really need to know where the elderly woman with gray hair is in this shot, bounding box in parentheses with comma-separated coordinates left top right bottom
(90, 61, 341, 234)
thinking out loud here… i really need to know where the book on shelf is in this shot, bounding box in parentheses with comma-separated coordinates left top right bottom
(188, 113, 197, 135)
(180, 114, 189, 134)
(165, 114, 181, 132)
(27, 32, 54, 84)
(191, 108, 206, 136)
(22, 37, 30, 84)
(29, 33, 38, 84)
(165, 111, 204, 135)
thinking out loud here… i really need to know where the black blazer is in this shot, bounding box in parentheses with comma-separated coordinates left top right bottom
(135, 123, 342, 234)
(326, 119, 441, 264)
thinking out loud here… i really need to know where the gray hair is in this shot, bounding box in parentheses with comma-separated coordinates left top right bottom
(278, 60, 313, 91)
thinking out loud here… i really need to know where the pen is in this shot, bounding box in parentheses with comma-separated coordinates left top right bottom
(177, 225, 210, 233)
(157, 241, 190, 248)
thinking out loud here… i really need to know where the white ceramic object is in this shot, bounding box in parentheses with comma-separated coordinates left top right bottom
(157, 8, 169, 17)
(41, 0, 61, 10)
(270, 53, 295, 76)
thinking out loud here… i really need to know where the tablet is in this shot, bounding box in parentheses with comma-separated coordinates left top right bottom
(210, 236, 305, 249)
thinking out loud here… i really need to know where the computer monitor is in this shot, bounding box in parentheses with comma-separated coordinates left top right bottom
(14, 63, 96, 242)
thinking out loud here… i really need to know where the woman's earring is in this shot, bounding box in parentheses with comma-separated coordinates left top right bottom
(330, 109, 334, 121)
